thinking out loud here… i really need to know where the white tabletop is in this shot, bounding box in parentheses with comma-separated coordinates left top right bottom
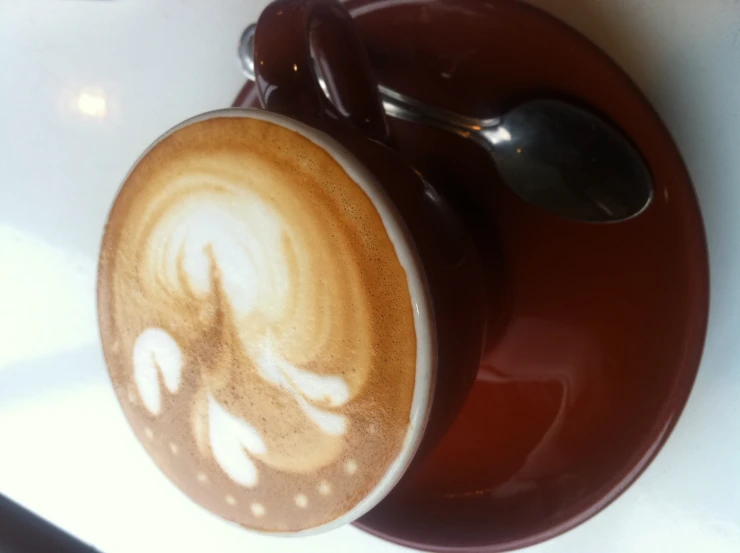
(0, 1, 738, 552)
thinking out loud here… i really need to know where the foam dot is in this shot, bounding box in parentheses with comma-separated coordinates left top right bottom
(127, 387, 136, 404)
(251, 502, 265, 517)
(345, 459, 358, 475)
(112, 340, 120, 354)
(318, 481, 332, 496)
(294, 494, 308, 508)
(225, 494, 237, 506)
(144, 427, 154, 440)
(197, 472, 209, 484)
(169, 442, 179, 455)
(367, 423, 377, 434)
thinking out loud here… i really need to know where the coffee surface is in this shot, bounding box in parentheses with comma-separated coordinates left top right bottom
(98, 115, 421, 531)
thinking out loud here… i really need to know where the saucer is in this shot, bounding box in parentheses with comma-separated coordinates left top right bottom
(233, 0, 708, 550)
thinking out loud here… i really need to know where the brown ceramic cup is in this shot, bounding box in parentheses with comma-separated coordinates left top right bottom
(99, 0, 488, 535)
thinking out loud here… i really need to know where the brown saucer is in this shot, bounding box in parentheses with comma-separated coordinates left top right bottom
(234, 0, 708, 550)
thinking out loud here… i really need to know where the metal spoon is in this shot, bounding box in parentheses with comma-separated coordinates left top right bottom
(238, 24, 652, 222)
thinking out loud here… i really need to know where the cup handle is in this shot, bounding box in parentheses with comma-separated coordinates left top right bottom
(254, 0, 389, 143)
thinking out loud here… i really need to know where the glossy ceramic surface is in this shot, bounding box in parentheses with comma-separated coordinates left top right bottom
(1, 1, 739, 553)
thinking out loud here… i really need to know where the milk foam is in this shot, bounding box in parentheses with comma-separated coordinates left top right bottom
(98, 112, 432, 533)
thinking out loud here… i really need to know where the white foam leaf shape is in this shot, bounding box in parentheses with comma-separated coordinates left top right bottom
(255, 341, 347, 435)
(208, 393, 267, 488)
(158, 199, 289, 317)
(291, 391, 347, 436)
(280, 363, 350, 407)
(133, 328, 183, 415)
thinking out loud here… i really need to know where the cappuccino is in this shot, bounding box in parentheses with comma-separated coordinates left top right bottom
(98, 112, 432, 532)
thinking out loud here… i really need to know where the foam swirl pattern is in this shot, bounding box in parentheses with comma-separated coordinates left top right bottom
(98, 115, 420, 531)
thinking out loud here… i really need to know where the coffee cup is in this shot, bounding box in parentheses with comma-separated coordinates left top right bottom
(98, 0, 488, 535)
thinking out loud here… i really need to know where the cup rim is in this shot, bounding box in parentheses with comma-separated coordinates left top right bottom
(101, 107, 436, 537)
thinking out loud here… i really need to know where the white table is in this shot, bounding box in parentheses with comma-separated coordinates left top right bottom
(0, 1, 738, 551)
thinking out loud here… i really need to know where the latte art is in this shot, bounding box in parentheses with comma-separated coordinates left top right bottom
(98, 114, 429, 532)
(132, 167, 370, 475)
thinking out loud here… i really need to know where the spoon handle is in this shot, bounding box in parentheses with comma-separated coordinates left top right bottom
(377, 85, 499, 148)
